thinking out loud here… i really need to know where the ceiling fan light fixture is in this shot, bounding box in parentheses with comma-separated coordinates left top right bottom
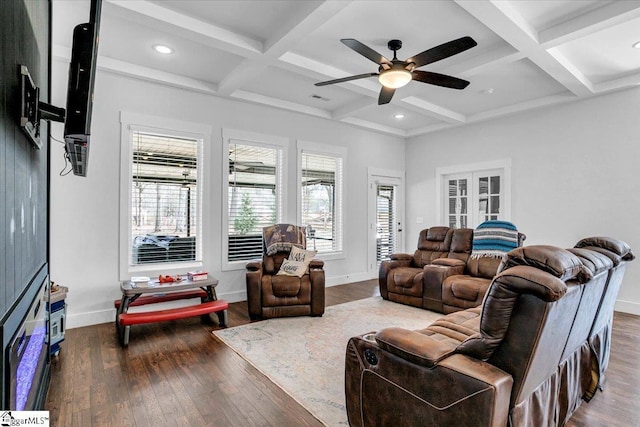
(378, 69, 412, 89)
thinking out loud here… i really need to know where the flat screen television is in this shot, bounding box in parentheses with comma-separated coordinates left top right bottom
(63, 0, 102, 177)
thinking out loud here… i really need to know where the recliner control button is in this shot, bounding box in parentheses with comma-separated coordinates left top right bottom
(364, 349, 378, 365)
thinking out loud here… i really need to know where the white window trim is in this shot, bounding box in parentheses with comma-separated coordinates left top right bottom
(118, 111, 212, 281)
(435, 159, 512, 226)
(296, 140, 347, 261)
(222, 128, 289, 271)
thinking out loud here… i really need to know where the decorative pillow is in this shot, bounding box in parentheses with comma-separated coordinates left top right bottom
(276, 259, 308, 277)
(276, 246, 317, 278)
(289, 245, 317, 263)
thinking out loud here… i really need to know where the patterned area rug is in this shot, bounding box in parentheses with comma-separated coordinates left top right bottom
(212, 296, 442, 426)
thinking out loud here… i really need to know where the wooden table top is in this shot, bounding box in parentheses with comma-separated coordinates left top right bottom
(121, 275, 219, 296)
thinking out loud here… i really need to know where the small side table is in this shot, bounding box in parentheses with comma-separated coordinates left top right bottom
(115, 276, 227, 346)
(50, 285, 68, 356)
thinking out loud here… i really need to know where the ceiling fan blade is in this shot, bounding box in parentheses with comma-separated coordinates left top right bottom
(412, 70, 470, 89)
(378, 86, 395, 105)
(315, 72, 378, 86)
(341, 38, 391, 65)
(407, 36, 477, 68)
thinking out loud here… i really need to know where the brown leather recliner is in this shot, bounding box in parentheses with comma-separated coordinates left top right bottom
(246, 225, 325, 320)
(380, 226, 525, 313)
(379, 226, 473, 309)
(347, 238, 634, 427)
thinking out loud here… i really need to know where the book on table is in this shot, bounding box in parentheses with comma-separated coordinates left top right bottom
(188, 271, 208, 281)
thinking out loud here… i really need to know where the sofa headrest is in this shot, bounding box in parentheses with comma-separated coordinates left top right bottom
(450, 228, 473, 253)
(567, 248, 614, 277)
(417, 227, 452, 251)
(426, 226, 450, 241)
(500, 245, 593, 283)
(574, 237, 635, 265)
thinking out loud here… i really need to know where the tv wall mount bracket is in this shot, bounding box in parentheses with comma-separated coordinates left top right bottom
(19, 64, 65, 149)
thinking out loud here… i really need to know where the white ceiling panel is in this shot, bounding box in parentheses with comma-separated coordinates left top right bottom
(240, 66, 364, 112)
(98, 15, 245, 84)
(351, 106, 441, 131)
(508, 0, 611, 31)
(406, 58, 569, 115)
(553, 17, 640, 84)
(148, 0, 319, 42)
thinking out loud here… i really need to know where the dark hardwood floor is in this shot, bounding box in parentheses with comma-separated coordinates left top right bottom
(45, 280, 640, 426)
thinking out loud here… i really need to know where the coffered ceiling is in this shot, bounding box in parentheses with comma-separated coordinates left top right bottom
(52, 0, 640, 137)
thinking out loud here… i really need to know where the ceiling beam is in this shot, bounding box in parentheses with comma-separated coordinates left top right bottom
(332, 98, 374, 120)
(339, 117, 406, 137)
(217, 1, 353, 96)
(400, 97, 467, 124)
(540, 1, 640, 48)
(455, 0, 594, 97)
(230, 90, 331, 119)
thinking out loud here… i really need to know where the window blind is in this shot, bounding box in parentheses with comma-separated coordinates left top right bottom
(228, 142, 281, 261)
(301, 152, 342, 253)
(130, 131, 201, 265)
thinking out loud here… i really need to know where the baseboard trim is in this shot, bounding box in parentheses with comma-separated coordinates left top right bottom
(67, 309, 115, 329)
(614, 299, 640, 316)
(66, 272, 374, 329)
(325, 272, 371, 287)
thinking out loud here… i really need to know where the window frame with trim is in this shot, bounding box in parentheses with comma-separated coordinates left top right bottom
(118, 112, 211, 280)
(222, 129, 288, 271)
(297, 140, 345, 259)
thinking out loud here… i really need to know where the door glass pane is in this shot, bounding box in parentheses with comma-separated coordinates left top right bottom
(490, 196, 500, 214)
(376, 185, 396, 263)
(490, 176, 500, 194)
(448, 180, 457, 196)
(479, 177, 488, 195)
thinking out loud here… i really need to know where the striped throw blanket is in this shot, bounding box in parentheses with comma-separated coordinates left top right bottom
(471, 220, 519, 259)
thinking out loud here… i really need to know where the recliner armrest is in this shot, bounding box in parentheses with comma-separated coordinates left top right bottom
(431, 258, 466, 267)
(245, 259, 263, 271)
(376, 327, 455, 367)
(309, 258, 324, 269)
(390, 253, 413, 261)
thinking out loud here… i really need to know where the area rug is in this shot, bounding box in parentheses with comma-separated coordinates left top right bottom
(212, 296, 441, 426)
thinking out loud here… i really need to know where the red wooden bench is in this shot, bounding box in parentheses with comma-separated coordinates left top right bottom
(117, 300, 228, 346)
(113, 289, 208, 308)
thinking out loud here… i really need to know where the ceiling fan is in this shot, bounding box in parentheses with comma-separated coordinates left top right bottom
(315, 37, 477, 105)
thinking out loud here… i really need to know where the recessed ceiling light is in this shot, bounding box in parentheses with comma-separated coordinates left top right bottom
(480, 88, 495, 94)
(153, 44, 173, 54)
(633, 41, 640, 49)
(394, 114, 405, 119)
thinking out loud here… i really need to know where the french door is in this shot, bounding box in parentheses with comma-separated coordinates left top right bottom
(444, 169, 504, 229)
(368, 169, 403, 276)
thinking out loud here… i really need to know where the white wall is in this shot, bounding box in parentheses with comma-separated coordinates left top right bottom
(50, 61, 405, 328)
(405, 87, 640, 315)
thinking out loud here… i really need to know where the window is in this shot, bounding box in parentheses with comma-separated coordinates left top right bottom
(129, 131, 202, 265)
(437, 160, 511, 229)
(298, 142, 345, 256)
(119, 112, 210, 279)
(223, 129, 287, 268)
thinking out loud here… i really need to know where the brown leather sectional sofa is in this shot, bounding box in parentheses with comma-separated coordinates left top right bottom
(346, 237, 634, 426)
(380, 226, 524, 313)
